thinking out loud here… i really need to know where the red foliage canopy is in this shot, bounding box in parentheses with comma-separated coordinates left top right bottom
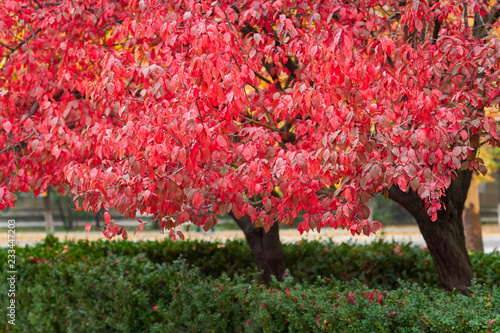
(1, 0, 500, 237)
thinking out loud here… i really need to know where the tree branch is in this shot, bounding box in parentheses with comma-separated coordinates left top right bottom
(0, 131, 36, 154)
(10, 28, 41, 54)
(487, 1, 500, 26)
(432, 18, 442, 43)
(241, 116, 275, 130)
(0, 41, 13, 51)
(254, 72, 272, 84)
(473, 1, 500, 38)
(22, 2, 61, 8)
(24, 89, 65, 119)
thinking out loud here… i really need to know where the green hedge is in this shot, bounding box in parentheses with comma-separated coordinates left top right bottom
(1, 237, 500, 332)
(3, 236, 500, 288)
(1, 253, 499, 332)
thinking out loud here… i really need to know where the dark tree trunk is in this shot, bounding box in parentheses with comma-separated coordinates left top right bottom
(95, 213, 100, 228)
(56, 197, 70, 230)
(52, 189, 73, 231)
(229, 212, 286, 283)
(389, 170, 474, 295)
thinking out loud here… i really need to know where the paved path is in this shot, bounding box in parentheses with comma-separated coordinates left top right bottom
(2, 225, 500, 253)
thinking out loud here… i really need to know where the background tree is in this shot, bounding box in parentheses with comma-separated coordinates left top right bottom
(1, 0, 500, 293)
(462, 144, 500, 251)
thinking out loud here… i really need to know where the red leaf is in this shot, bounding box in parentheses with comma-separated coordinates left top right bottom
(3, 121, 12, 133)
(85, 223, 92, 233)
(247, 204, 256, 218)
(104, 212, 112, 224)
(216, 135, 228, 149)
(285, 288, 290, 296)
(242, 146, 253, 161)
(459, 130, 468, 141)
(397, 176, 408, 192)
(178, 147, 187, 165)
(178, 211, 190, 223)
(102, 229, 111, 239)
(370, 164, 381, 179)
(309, 45, 318, 57)
(192, 191, 203, 209)
(264, 198, 272, 211)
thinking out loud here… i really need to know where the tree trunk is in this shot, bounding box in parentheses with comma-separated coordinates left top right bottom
(43, 190, 55, 235)
(56, 197, 69, 230)
(229, 212, 286, 283)
(462, 173, 483, 251)
(95, 213, 100, 228)
(53, 189, 72, 231)
(389, 170, 474, 295)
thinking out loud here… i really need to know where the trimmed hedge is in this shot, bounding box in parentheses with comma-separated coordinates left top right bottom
(1, 237, 499, 332)
(3, 236, 500, 288)
(1, 255, 499, 332)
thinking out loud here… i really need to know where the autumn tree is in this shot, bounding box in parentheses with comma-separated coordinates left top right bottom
(1, 0, 500, 293)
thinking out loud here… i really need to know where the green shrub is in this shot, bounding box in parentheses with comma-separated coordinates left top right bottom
(283, 239, 441, 288)
(0, 254, 498, 332)
(3, 237, 498, 288)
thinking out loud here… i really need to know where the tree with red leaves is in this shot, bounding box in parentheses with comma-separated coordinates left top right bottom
(1, 0, 500, 293)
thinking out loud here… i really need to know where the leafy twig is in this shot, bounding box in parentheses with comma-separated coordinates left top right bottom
(0, 131, 37, 154)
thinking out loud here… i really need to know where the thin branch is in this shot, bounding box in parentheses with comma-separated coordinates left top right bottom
(240, 116, 275, 130)
(22, 2, 61, 8)
(464, 4, 469, 29)
(473, 0, 500, 38)
(195, 100, 204, 122)
(254, 72, 272, 84)
(0, 131, 36, 154)
(223, 6, 281, 132)
(0, 41, 13, 51)
(224, 11, 247, 56)
(487, 2, 500, 27)
(262, 106, 278, 130)
(10, 28, 41, 54)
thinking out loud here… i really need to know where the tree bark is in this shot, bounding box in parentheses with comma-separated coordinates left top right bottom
(43, 190, 54, 235)
(462, 173, 483, 251)
(52, 188, 73, 231)
(229, 212, 286, 283)
(94, 213, 100, 228)
(56, 197, 69, 230)
(389, 170, 474, 295)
